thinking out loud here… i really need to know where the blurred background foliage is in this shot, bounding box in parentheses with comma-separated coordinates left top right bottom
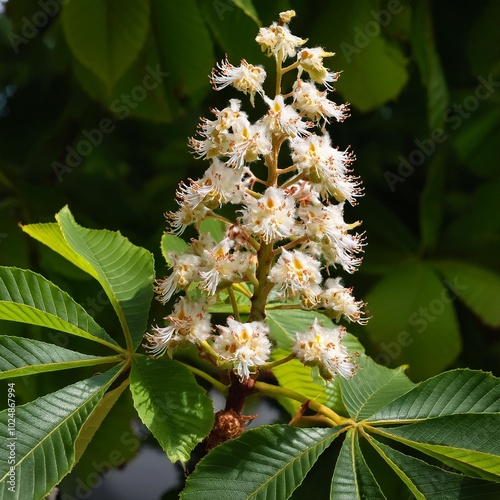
(0, 0, 499, 494)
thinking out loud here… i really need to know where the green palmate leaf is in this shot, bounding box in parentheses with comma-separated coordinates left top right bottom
(433, 260, 500, 327)
(0, 267, 119, 351)
(130, 355, 214, 463)
(375, 414, 500, 482)
(181, 425, 344, 500)
(151, 0, 215, 96)
(73, 379, 129, 464)
(271, 348, 327, 416)
(0, 336, 121, 379)
(340, 355, 415, 421)
(368, 369, 500, 422)
(0, 365, 122, 499)
(365, 262, 461, 380)
(49, 206, 154, 351)
(199, 217, 227, 243)
(161, 232, 189, 267)
(61, 0, 150, 88)
(411, 0, 449, 129)
(331, 428, 386, 499)
(367, 436, 500, 499)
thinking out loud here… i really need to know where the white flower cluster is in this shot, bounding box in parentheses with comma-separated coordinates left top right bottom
(145, 11, 365, 381)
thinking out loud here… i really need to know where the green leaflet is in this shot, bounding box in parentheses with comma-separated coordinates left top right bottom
(419, 153, 446, 253)
(0, 267, 119, 351)
(181, 425, 344, 500)
(71, 388, 140, 482)
(331, 429, 386, 499)
(0, 336, 121, 379)
(72, 32, 176, 123)
(374, 414, 500, 482)
(230, 0, 261, 26)
(130, 355, 214, 463)
(0, 365, 122, 499)
(24, 207, 155, 351)
(367, 369, 500, 422)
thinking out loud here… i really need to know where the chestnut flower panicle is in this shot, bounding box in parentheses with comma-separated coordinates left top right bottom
(145, 10, 366, 382)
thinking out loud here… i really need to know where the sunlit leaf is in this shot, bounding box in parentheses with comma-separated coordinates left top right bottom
(199, 218, 227, 243)
(22, 209, 155, 351)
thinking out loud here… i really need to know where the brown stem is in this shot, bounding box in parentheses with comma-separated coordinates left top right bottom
(224, 371, 255, 413)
